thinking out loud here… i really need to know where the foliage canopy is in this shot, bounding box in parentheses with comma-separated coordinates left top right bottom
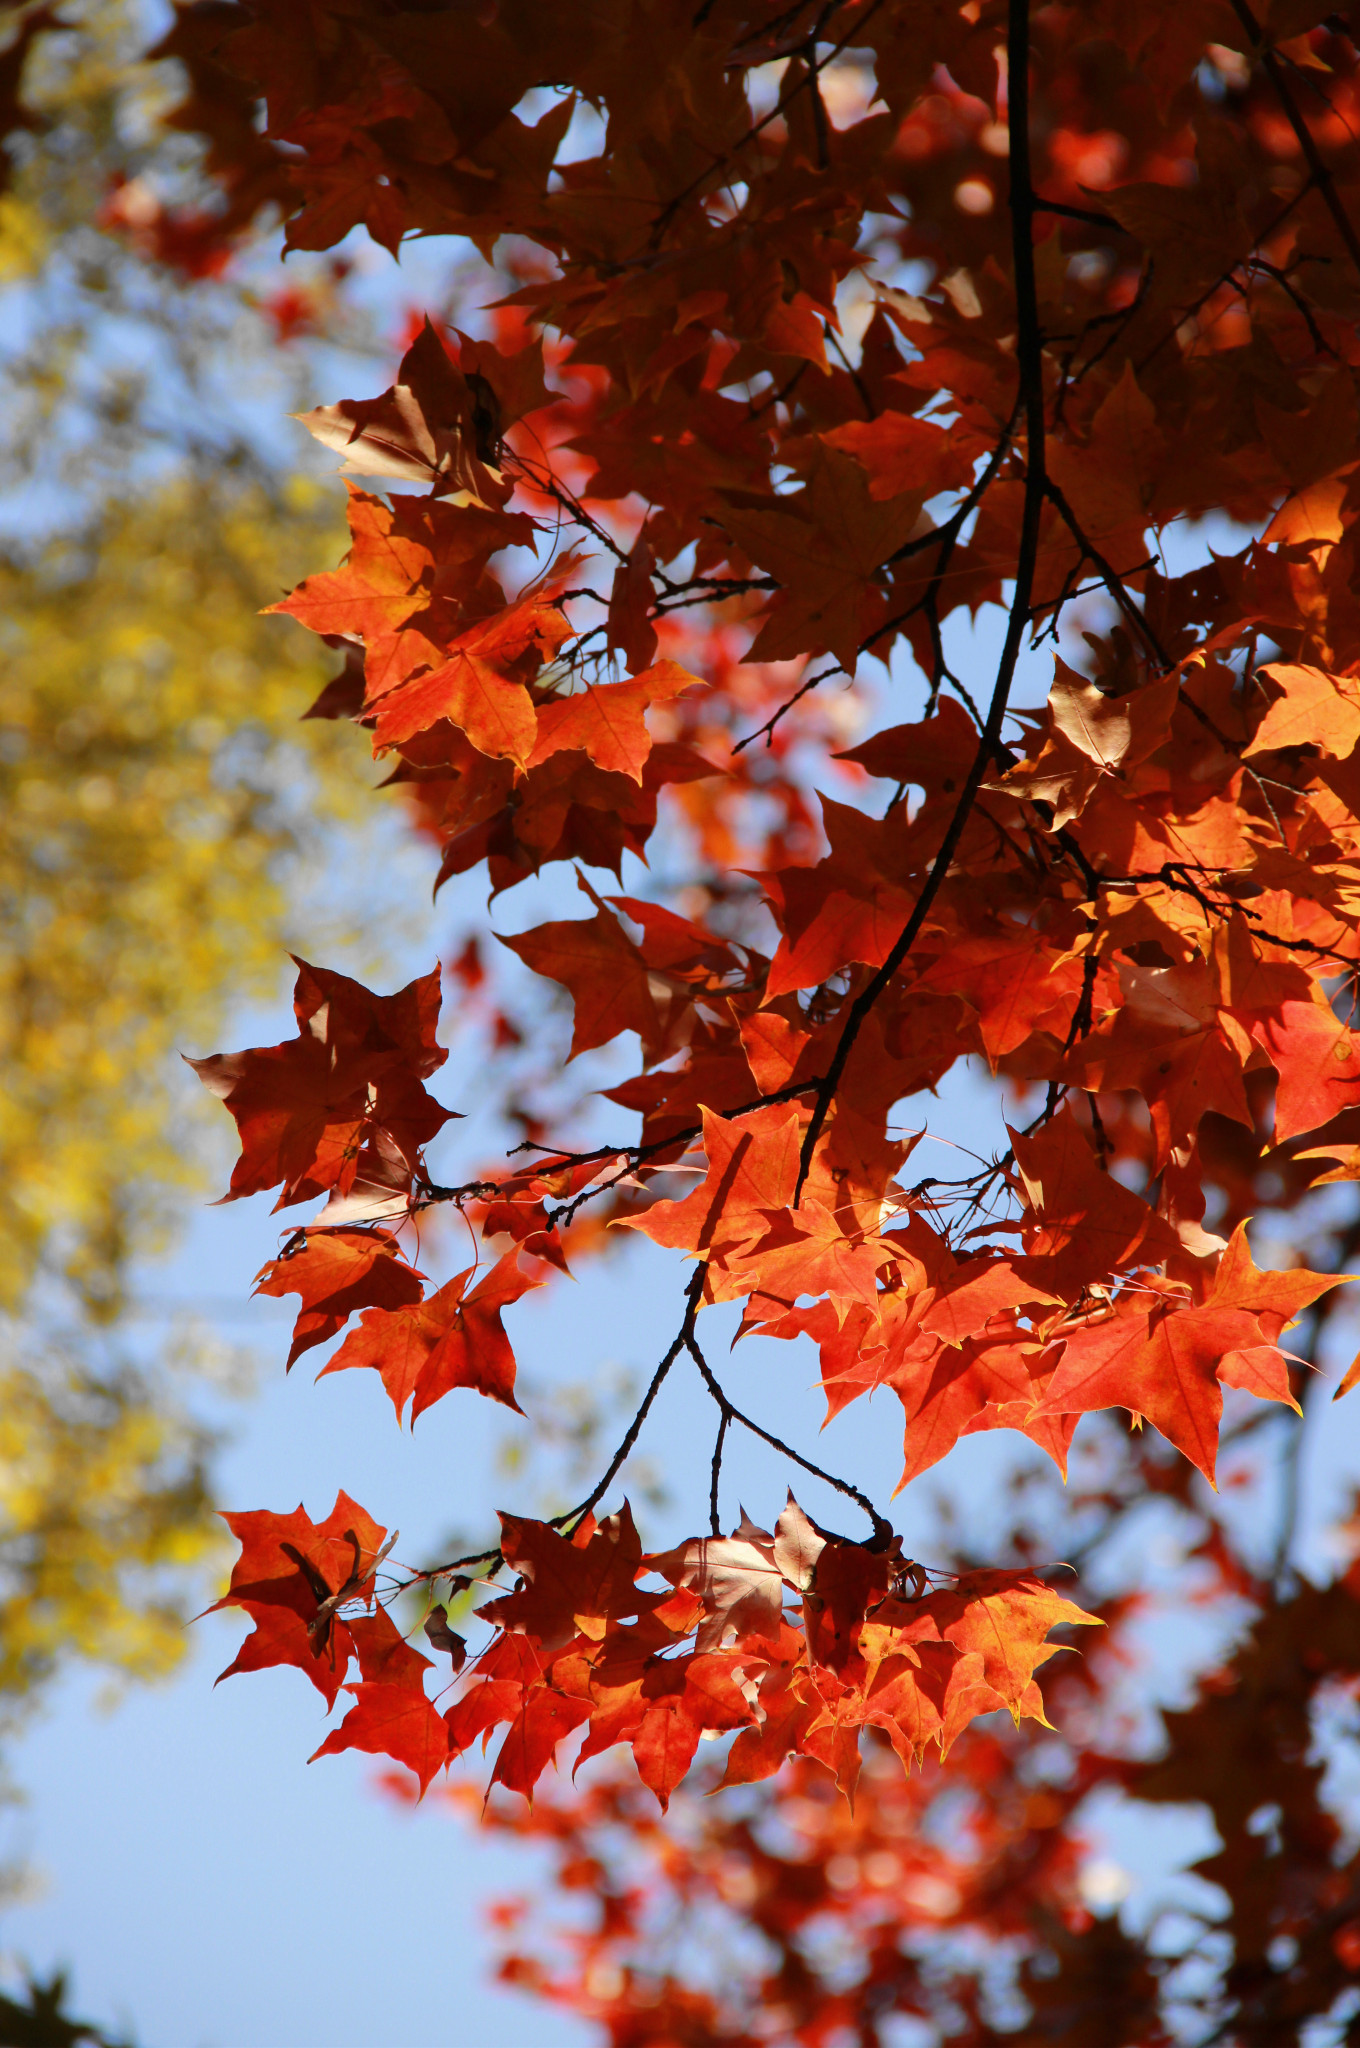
(129, 0, 1360, 1952)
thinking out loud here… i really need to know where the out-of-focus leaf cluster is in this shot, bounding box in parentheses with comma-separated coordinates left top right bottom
(0, 481, 362, 1319)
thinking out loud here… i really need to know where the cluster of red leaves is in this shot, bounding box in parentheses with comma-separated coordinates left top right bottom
(474, 1582, 1360, 2047)
(167, 0, 1360, 1808)
(212, 1486, 1093, 1805)
(460, 1444, 1360, 2048)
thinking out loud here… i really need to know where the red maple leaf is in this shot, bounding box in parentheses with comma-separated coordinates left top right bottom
(253, 1227, 426, 1366)
(188, 959, 455, 1213)
(319, 1248, 540, 1420)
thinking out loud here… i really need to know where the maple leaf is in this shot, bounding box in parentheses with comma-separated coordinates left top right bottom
(1035, 1294, 1262, 1483)
(882, 1318, 1072, 1492)
(802, 1538, 894, 1675)
(720, 444, 926, 669)
(212, 1492, 389, 1708)
(422, 1607, 468, 1671)
(1254, 1001, 1360, 1142)
(368, 583, 574, 763)
(295, 317, 516, 508)
(253, 1227, 425, 1367)
(489, 1687, 594, 1802)
(320, 1249, 540, 1420)
(623, 1104, 802, 1262)
(605, 533, 658, 673)
(482, 1505, 658, 1652)
(626, 1651, 759, 1810)
(312, 1676, 451, 1794)
(1206, 1221, 1346, 1344)
(188, 959, 454, 1212)
(309, 1610, 449, 1796)
(1244, 663, 1360, 761)
(1011, 1110, 1180, 1296)
(1044, 360, 1170, 552)
(1061, 959, 1256, 1170)
(267, 485, 430, 644)
(648, 1513, 786, 1652)
(500, 898, 661, 1059)
(528, 660, 703, 783)
(822, 411, 980, 503)
(916, 1570, 1100, 1719)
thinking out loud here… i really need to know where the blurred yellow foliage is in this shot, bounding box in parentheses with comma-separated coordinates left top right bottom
(0, 1353, 214, 1703)
(0, 0, 392, 1721)
(0, 476, 370, 1703)
(0, 479, 362, 1316)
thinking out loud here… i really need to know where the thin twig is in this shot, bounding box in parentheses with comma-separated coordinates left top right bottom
(792, 0, 1048, 1202)
(1042, 476, 1172, 668)
(1228, 0, 1360, 277)
(647, 0, 888, 245)
(1033, 198, 1127, 232)
(684, 1321, 893, 1547)
(558, 1265, 707, 1536)
(733, 662, 845, 753)
(709, 1409, 729, 1537)
(393, 1270, 709, 1587)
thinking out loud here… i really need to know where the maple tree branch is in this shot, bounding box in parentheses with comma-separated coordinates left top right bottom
(1032, 197, 1127, 232)
(412, 1175, 500, 1212)
(1228, 0, 1360, 278)
(684, 1320, 893, 1547)
(858, 396, 1021, 719)
(1028, 562, 1156, 625)
(793, 0, 1048, 1201)
(558, 1264, 707, 1536)
(709, 1407, 729, 1537)
(1041, 477, 1171, 668)
(733, 661, 844, 753)
(825, 323, 873, 416)
(747, 361, 809, 422)
(1244, 255, 1336, 357)
(496, 1075, 826, 1214)
(1133, 181, 1315, 379)
(1038, 479, 1282, 806)
(398, 1270, 710, 1586)
(295, 1530, 400, 1647)
(875, 395, 1021, 580)
(1066, 258, 1154, 396)
(652, 576, 778, 617)
(1051, 861, 1353, 964)
(509, 451, 632, 566)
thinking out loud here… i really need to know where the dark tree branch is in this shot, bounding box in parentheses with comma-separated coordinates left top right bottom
(684, 1319, 893, 1546)
(792, 0, 1048, 1202)
(1033, 197, 1127, 231)
(558, 1265, 707, 1535)
(1041, 476, 1172, 668)
(733, 661, 845, 753)
(1229, 0, 1360, 277)
(709, 1408, 729, 1536)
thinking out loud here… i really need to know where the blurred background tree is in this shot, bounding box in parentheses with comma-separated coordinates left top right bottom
(0, 0, 379, 1756)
